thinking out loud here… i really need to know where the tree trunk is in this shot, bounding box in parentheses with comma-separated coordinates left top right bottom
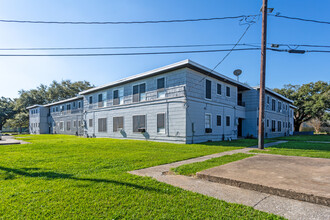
(294, 122, 301, 132)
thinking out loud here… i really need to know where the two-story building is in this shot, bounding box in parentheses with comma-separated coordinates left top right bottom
(27, 59, 295, 143)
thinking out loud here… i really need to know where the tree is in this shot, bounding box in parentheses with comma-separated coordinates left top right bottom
(274, 81, 330, 131)
(12, 80, 94, 130)
(4, 112, 29, 134)
(0, 97, 15, 130)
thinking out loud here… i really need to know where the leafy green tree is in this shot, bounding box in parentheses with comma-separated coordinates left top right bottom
(274, 81, 330, 131)
(12, 80, 94, 130)
(4, 112, 29, 133)
(0, 97, 15, 130)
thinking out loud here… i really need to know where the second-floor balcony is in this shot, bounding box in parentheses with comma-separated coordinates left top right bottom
(51, 108, 83, 116)
(88, 85, 186, 109)
(237, 100, 245, 107)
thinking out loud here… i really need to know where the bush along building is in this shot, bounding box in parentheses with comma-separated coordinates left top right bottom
(27, 60, 295, 144)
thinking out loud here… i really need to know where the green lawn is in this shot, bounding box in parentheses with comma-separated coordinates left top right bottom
(0, 135, 282, 219)
(274, 135, 330, 142)
(251, 140, 330, 158)
(171, 153, 254, 176)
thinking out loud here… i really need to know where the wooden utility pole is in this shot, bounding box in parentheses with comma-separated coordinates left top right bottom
(258, 0, 268, 149)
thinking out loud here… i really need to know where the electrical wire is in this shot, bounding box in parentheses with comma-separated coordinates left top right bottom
(271, 14, 330, 25)
(0, 48, 260, 57)
(0, 43, 261, 51)
(0, 15, 258, 25)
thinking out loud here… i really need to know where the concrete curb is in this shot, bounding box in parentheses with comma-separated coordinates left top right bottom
(196, 172, 330, 207)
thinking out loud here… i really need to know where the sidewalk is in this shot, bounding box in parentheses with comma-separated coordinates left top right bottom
(129, 141, 330, 220)
(0, 136, 29, 145)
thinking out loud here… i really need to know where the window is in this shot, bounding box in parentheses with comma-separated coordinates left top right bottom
(78, 101, 81, 109)
(278, 101, 282, 112)
(60, 122, 64, 131)
(205, 79, 211, 99)
(113, 88, 124, 105)
(66, 121, 71, 131)
(89, 119, 93, 127)
(56, 106, 59, 112)
(267, 96, 270, 104)
(278, 121, 282, 132)
(271, 120, 276, 132)
(267, 119, 269, 127)
(61, 105, 64, 112)
(67, 104, 71, 111)
(98, 118, 107, 132)
(217, 115, 221, 126)
(78, 120, 81, 127)
(217, 83, 222, 95)
(226, 86, 231, 97)
(73, 102, 76, 108)
(89, 96, 93, 104)
(133, 83, 146, 102)
(226, 116, 230, 126)
(133, 115, 146, 132)
(272, 99, 276, 111)
(157, 78, 166, 98)
(113, 117, 124, 132)
(157, 113, 165, 133)
(98, 94, 103, 107)
(73, 121, 76, 128)
(205, 114, 211, 129)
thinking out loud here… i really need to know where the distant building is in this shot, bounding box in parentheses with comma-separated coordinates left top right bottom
(27, 60, 295, 143)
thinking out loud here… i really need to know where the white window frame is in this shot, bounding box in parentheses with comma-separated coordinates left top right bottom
(156, 77, 166, 99)
(132, 82, 147, 103)
(157, 112, 166, 134)
(205, 113, 212, 129)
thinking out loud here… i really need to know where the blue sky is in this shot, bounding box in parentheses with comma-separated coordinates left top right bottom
(0, 0, 329, 98)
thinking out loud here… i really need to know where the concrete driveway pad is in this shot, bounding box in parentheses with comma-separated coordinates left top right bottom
(197, 154, 330, 206)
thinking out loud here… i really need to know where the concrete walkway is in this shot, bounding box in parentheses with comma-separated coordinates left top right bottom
(129, 141, 330, 220)
(0, 136, 29, 145)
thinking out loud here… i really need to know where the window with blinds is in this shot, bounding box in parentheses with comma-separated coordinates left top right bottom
(157, 113, 165, 133)
(133, 115, 146, 132)
(98, 118, 107, 132)
(113, 117, 124, 132)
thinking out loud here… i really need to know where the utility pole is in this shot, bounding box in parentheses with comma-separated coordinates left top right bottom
(258, 0, 268, 149)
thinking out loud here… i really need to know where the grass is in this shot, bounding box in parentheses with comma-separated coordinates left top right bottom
(250, 141, 330, 158)
(274, 135, 330, 142)
(0, 135, 283, 219)
(171, 153, 254, 176)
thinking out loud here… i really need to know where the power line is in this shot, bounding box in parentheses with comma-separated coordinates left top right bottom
(2, 43, 330, 51)
(0, 48, 260, 57)
(0, 43, 261, 51)
(0, 15, 258, 25)
(271, 14, 330, 25)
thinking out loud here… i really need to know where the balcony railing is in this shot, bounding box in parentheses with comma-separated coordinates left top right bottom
(87, 85, 186, 109)
(50, 109, 83, 116)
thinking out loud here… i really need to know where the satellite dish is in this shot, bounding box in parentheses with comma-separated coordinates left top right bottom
(233, 69, 242, 81)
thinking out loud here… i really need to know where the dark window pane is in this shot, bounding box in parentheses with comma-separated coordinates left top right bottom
(98, 94, 103, 102)
(157, 113, 165, 133)
(226, 86, 231, 97)
(113, 117, 124, 132)
(133, 85, 139, 95)
(226, 116, 230, 126)
(157, 78, 165, 89)
(205, 80, 211, 99)
(89, 119, 93, 127)
(217, 115, 221, 126)
(133, 115, 146, 132)
(139, 83, 146, 93)
(217, 84, 221, 95)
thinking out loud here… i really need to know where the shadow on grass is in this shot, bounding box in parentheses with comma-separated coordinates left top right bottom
(0, 166, 167, 194)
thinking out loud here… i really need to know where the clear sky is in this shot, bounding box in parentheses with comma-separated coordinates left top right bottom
(0, 0, 329, 98)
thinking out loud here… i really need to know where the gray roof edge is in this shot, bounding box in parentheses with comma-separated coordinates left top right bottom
(44, 96, 83, 107)
(79, 59, 252, 95)
(253, 86, 294, 103)
(26, 104, 44, 110)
